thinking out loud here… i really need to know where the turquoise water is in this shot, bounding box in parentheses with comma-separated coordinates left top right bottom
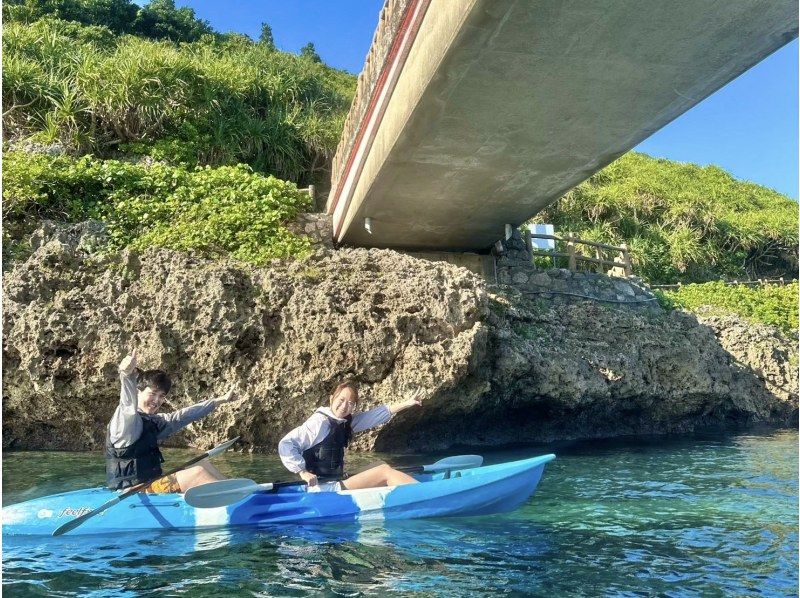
(2, 430, 797, 596)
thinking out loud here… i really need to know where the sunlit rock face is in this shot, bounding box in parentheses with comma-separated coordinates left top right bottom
(3, 223, 796, 452)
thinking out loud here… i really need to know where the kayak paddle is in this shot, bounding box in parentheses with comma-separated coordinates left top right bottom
(185, 454, 484, 509)
(52, 436, 241, 536)
(397, 454, 482, 474)
(184, 478, 298, 508)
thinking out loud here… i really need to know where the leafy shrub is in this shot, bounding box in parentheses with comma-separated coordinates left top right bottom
(530, 153, 798, 284)
(2, 150, 312, 263)
(656, 281, 799, 333)
(2, 18, 356, 183)
(131, 0, 212, 42)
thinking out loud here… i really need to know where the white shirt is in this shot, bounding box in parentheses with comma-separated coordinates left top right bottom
(278, 405, 392, 473)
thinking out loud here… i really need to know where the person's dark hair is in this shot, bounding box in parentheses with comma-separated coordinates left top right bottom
(136, 369, 172, 394)
(329, 380, 358, 403)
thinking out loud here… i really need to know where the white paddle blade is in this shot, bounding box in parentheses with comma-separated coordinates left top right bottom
(205, 437, 240, 459)
(184, 478, 271, 509)
(423, 455, 483, 473)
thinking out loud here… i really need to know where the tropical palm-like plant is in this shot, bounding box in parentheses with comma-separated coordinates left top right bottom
(2, 18, 356, 183)
(530, 152, 798, 284)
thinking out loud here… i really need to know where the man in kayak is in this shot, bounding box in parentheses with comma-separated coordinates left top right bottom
(278, 381, 423, 491)
(106, 349, 242, 493)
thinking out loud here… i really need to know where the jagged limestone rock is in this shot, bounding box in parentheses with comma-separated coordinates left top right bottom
(3, 223, 796, 452)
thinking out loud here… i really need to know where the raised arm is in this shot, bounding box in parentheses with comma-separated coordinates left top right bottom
(350, 405, 391, 433)
(108, 349, 143, 448)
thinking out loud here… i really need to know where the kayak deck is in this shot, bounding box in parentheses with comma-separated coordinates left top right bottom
(3, 454, 555, 536)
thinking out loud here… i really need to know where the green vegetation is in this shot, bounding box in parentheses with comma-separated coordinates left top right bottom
(300, 43, 323, 64)
(2, 3, 355, 265)
(259, 22, 276, 50)
(656, 281, 799, 333)
(5, 0, 210, 42)
(530, 152, 798, 285)
(3, 151, 312, 264)
(3, 0, 797, 325)
(3, 16, 355, 182)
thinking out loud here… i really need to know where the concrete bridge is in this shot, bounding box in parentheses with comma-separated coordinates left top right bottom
(327, 0, 797, 251)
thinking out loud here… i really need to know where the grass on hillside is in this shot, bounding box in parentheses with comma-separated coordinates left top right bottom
(656, 281, 799, 333)
(2, 18, 356, 184)
(530, 152, 798, 285)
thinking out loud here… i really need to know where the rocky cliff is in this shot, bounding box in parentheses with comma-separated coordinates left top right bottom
(3, 222, 797, 452)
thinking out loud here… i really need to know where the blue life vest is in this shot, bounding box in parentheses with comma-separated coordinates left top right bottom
(302, 413, 352, 479)
(105, 413, 165, 490)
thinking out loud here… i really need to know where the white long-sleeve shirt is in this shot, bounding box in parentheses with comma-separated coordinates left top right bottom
(108, 370, 218, 448)
(278, 405, 392, 473)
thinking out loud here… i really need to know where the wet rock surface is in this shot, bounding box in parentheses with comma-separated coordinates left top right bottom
(3, 223, 796, 452)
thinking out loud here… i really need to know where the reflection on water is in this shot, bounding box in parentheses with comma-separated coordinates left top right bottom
(3, 430, 798, 596)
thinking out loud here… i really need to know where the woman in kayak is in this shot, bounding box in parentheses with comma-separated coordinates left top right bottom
(106, 349, 243, 493)
(278, 381, 423, 491)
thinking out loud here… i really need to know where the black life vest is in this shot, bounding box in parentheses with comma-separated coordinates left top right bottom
(302, 413, 352, 479)
(105, 413, 165, 490)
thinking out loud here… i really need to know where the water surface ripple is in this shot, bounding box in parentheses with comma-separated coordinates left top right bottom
(3, 430, 797, 596)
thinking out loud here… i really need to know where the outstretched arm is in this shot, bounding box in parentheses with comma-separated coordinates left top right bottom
(351, 389, 425, 433)
(386, 389, 424, 415)
(211, 387, 241, 408)
(155, 386, 242, 441)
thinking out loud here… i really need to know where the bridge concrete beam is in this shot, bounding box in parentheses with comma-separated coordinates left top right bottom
(329, 0, 797, 251)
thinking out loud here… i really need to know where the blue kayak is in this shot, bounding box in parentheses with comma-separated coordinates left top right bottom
(2, 454, 555, 536)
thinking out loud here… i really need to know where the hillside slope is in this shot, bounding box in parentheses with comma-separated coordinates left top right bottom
(531, 152, 798, 284)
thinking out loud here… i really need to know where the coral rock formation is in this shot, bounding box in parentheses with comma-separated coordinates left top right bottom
(3, 223, 796, 452)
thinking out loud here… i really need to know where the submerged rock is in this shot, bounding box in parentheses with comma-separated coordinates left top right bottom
(3, 223, 796, 452)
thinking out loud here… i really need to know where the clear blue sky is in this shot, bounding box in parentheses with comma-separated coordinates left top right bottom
(176, 1, 798, 199)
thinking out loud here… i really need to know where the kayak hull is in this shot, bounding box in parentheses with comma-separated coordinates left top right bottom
(2, 454, 555, 536)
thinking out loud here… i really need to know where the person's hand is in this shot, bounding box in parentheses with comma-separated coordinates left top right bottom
(215, 386, 242, 406)
(406, 388, 424, 408)
(119, 348, 137, 375)
(388, 388, 426, 415)
(299, 471, 318, 487)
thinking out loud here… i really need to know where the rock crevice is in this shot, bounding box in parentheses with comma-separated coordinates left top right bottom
(3, 223, 796, 452)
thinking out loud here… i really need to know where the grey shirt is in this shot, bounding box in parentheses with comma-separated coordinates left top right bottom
(108, 370, 217, 448)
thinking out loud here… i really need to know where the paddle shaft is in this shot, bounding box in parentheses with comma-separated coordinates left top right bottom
(53, 437, 240, 536)
(396, 464, 427, 474)
(181, 457, 427, 499)
(212, 463, 459, 495)
(185, 454, 484, 508)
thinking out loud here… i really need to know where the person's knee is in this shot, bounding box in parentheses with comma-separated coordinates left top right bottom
(176, 465, 207, 488)
(175, 468, 194, 492)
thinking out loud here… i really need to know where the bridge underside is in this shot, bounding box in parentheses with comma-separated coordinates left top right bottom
(331, 0, 797, 251)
